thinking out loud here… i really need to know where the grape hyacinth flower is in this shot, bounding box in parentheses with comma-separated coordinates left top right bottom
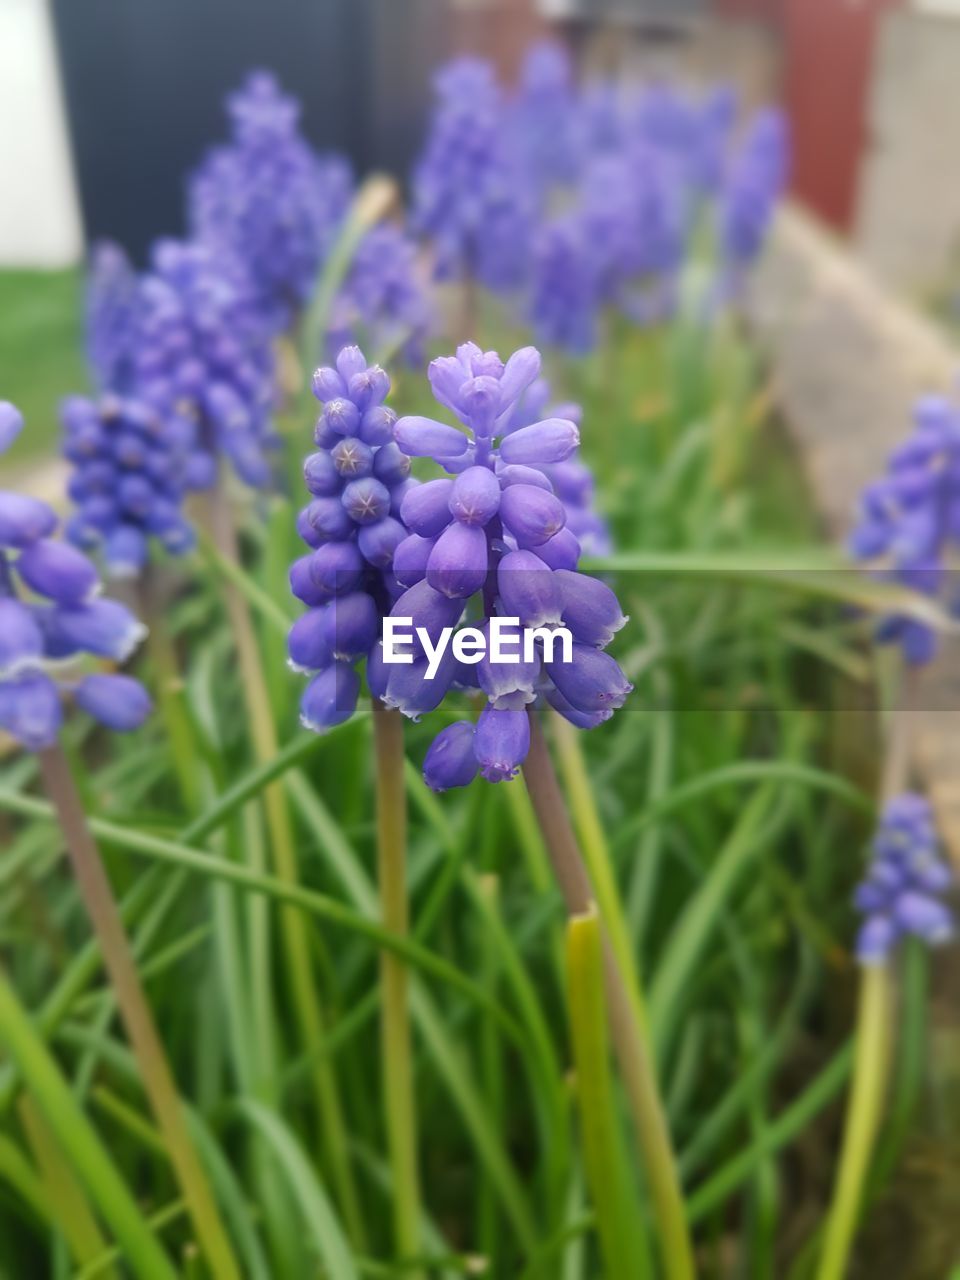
(510, 39, 579, 193)
(855, 794, 954, 963)
(188, 70, 353, 332)
(85, 241, 138, 391)
(0, 402, 151, 750)
(62, 392, 200, 578)
(412, 56, 536, 293)
(848, 396, 960, 665)
(718, 108, 789, 282)
(530, 214, 601, 355)
(327, 223, 433, 365)
(130, 238, 279, 488)
(289, 346, 411, 731)
(391, 343, 631, 789)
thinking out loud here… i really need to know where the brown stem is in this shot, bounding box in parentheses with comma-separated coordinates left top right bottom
(38, 745, 239, 1280)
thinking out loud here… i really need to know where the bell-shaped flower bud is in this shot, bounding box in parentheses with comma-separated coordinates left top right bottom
(474, 704, 530, 782)
(390, 580, 464, 655)
(545, 643, 632, 715)
(382, 650, 457, 720)
(496, 347, 541, 417)
(450, 466, 501, 526)
(322, 591, 380, 660)
(395, 416, 469, 459)
(341, 477, 391, 525)
(300, 662, 360, 731)
(75, 673, 152, 732)
(290, 553, 333, 607)
(308, 541, 364, 595)
(393, 533, 435, 588)
(476, 620, 541, 710)
(426, 522, 489, 599)
(312, 366, 347, 402)
(423, 721, 480, 792)
(331, 437, 375, 478)
(533, 527, 581, 570)
(894, 892, 954, 944)
(855, 915, 898, 965)
(358, 516, 406, 568)
(498, 463, 552, 491)
(554, 569, 628, 647)
(16, 539, 99, 605)
(497, 550, 561, 627)
(299, 497, 354, 545)
(104, 524, 148, 578)
(360, 404, 398, 447)
(498, 417, 579, 465)
(0, 672, 62, 750)
(46, 599, 147, 662)
(499, 484, 566, 546)
(400, 478, 456, 538)
(324, 397, 361, 436)
(372, 442, 412, 488)
(0, 599, 44, 675)
(0, 492, 58, 549)
(546, 684, 614, 730)
(287, 608, 334, 673)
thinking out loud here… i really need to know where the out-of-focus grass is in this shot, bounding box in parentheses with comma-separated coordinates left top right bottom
(0, 268, 87, 468)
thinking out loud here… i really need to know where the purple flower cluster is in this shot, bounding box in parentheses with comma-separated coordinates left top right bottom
(387, 342, 630, 788)
(129, 239, 279, 489)
(509, 40, 578, 193)
(719, 108, 789, 277)
(412, 57, 536, 293)
(188, 70, 353, 332)
(849, 396, 960, 665)
(62, 393, 202, 578)
(288, 346, 411, 730)
(85, 242, 138, 391)
(0, 403, 151, 751)
(855, 794, 953, 963)
(328, 223, 433, 366)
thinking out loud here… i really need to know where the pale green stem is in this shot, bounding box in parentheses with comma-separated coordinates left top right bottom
(372, 699, 422, 1272)
(204, 485, 365, 1246)
(815, 966, 892, 1280)
(142, 566, 201, 812)
(37, 745, 240, 1280)
(567, 908, 651, 1280)
(522, 712, 696, 1280)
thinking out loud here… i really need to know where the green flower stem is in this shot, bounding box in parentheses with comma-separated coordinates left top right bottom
(36, 745, 239, 1280)
(551, 711, 651, 1039)
(567, 907, 651, 1280)
(372, 699, 422, 1272)
(522, 711, 696, 1280)
(815, 966, 892, 1280)
(142, 565, 200, 812)
(205, 484, 365, 1247)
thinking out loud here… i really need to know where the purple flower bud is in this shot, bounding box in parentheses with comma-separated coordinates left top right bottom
(460, 377, 501, 436)
(348, 365, 390, 412)
(382, 650, 458, 720)
(312, 366, 347, 402)
(400, 479, 456, 538)
(357, 516, 406, 567)
(450, 466, 501, 526)
(428, 356, 468, 415)
(423, 721, 480, 791)
(546, 644, 632, 715)
(321, 591, 379, 660)
(331, 437, 375, 478)
(476, 622, 541, 710)
(499, 484, 566, 546)
(499, 418, 580, 465)
(393, 534, 435, 588)
(498, 464, 552, 492)
(474, 704, 530, 782)
(0, 599, 44, 675)
(341, 477, 391, 525)
(337, 345, 367, 385)
(47, 599, 147, 662)
(497, 347, 542, 417)
(287, 608, 334, 672)
(390, 580, 464, 653)
(497, 550, 562, 627)
(299, 497, 354, 545)
(307, 541, 364, 594)
(290, 553, 332, 606)
(360, 405, 397, 446)
(324, 397, 361, 436)
(894, 892, 954, 944)
(16, 539, 99, 605)
(372, 442, 412, 487)
(395, 416, 469, 459)
(0, 672, 62, 750)
(303, 450, 342, 495)
(546, 685, 614, 730)
(0, 492, 58, 549)
(554, 570, 628, 647)
(856, 915, 898, 965)
(534, 528, 581, 570)
(0, 401, 24, 452)
(104, 524, 148, 577)
(74, 673, 152, 732)
(426, 521, 489, 599)
(390, 477, 420, 520)
(300, 662, 360, 731)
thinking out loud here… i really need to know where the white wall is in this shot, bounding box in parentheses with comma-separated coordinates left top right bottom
(0, 0, 83, 267)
